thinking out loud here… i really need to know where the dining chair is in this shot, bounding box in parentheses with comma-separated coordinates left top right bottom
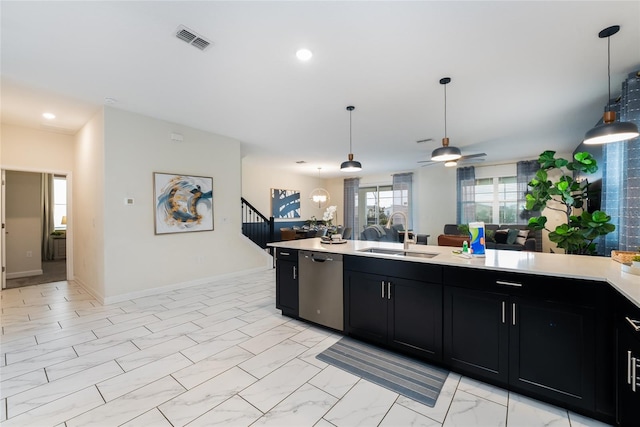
(342, 227, 352, 240)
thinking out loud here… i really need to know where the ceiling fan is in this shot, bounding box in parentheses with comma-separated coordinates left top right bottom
(418, 152, 486, 168)
(416, 139, 486, 167)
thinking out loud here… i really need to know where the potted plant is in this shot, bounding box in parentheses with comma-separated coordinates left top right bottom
(633, 255, 640, 269)
(525, 150, 615, 255)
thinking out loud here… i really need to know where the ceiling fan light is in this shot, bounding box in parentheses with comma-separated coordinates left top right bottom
(431, 145, 462, 162)
(584, 120, 639, 145)
(444, 160, 458, 167)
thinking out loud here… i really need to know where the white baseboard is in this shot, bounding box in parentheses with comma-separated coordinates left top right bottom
(72, 277, 104, 303)
(73, 266, 273, 306)
(6, 269, 44, 279)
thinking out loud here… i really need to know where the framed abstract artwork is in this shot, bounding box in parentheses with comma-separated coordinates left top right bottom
(154, 172, 214, 234)
(271, 188, 301, 219)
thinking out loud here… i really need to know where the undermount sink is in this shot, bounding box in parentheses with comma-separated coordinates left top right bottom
(357, 248, 438, 259)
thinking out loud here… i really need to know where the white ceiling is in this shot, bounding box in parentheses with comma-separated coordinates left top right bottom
(1, 1, 639, 178)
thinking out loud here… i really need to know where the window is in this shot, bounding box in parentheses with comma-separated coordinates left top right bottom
(358, 185, 393, 226)
(474, 176, 518, 224)
(53, 176, 67, 230)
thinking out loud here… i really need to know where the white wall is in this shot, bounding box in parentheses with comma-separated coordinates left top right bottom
(74, 110, 105, 298)
(101, 107, 268, 300)
(5, 171, 42, 278)
(1, 124, 75, 172)
(241, 161, 342, 226)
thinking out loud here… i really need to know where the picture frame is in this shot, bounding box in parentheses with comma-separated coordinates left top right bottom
(154, 172, 214, 234)
(271, 188, 301, 219)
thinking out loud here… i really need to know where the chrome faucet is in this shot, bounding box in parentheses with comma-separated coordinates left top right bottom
(385, 211, 415, 250)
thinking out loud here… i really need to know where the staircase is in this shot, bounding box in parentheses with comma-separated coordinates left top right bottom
(241, 198, 274, 254)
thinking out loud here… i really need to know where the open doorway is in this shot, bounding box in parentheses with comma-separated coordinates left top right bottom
(3, 171, 68, 289)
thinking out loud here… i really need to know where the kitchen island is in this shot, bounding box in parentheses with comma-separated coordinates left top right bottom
(269, 238, 640, 426)
(269, 238, 640, 307)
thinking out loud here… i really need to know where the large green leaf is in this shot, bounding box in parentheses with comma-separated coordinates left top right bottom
(528, 216, 547, 230)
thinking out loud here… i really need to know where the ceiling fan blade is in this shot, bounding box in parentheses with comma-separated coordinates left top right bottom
(459, 152, 486, 160)
(459, 158, 485, 165)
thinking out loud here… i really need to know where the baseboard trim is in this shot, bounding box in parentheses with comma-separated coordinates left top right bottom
(73, 266, 273, 306)
(6, 269, 44, 279)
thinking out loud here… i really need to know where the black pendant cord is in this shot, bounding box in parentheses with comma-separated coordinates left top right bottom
(349, 109, 353, 152)
(607, 35, 611, 113)
(444, 83, 447, 138)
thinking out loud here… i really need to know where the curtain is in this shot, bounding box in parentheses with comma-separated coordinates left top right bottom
(343, 177, 360, 240)
(456, 166, 475, 224)
(41, 173, 54, 261)
(516, 160, 540, 224)
(602, 70, 640, 254)
(392, 172, 412, 229)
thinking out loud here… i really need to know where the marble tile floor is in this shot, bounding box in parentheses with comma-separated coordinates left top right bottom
(0, 269, 612, 427)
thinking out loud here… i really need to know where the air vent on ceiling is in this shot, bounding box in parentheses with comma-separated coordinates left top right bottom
(175, 25, 212, 51)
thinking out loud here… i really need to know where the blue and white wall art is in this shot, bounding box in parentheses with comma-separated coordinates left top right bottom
(154, 172, 214, 234)
(271, 188, 301, 219)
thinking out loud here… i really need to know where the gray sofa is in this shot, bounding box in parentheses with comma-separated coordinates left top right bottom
(360, 224, 429, 244)
(361, 224, 405, 242)
(442, 224, 541, 252)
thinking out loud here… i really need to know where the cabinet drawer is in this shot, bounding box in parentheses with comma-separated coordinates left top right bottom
(276, 248, 298, 261)
(443, 266, 600, 307)
(344, 255, 442, 283)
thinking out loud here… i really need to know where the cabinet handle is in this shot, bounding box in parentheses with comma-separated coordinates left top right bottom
(633, 356, 637, 392)
(292, 266, 296, 280)
(496, 280, 523, 287)
(281, 252, 290, 256)
(381, 281, 385, 299)
(387, 282, 391, 300)
(512, 303, 516, 326)
(626, 317, 640, 332)
(629, 351, 633, 385)
(502, 301, 506, 324)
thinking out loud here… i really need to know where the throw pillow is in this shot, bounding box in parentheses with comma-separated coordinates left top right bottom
(506, 228, 519, 245)
(494, 229, 509, 244)
(515, 229, 530, 245)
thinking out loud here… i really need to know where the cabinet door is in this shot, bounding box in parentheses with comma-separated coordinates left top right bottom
(509, 297, 595, 410)
(616, 317, 640, 426)
(388, 278, 442, 362)
(276, 260, 298, 317)
(444, 286, 509, 385)
(344, 271, 388, 344)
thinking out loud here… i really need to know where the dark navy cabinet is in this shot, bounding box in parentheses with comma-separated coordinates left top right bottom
(344, 256, 443, 362)
(275, 248, 298, 317)
(443, 266, 609, 419)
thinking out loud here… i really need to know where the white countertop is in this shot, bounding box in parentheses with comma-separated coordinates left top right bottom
(269, 238, 640, 308)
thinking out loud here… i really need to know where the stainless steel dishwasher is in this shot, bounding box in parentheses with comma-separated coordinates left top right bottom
(298, 250, 344, 331)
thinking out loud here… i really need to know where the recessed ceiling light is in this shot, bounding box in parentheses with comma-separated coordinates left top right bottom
(42, 112, 56, 120)
(296, 49, 312, 61)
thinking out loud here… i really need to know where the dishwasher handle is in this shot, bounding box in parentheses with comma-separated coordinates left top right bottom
(310, 256, 333, 262)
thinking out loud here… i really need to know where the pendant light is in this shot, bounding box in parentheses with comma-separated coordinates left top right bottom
(310, 167, 330, 208)
(583, 25, 639, 145)
(431, 77, 462, 162)
(340, 106, 362, 172)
